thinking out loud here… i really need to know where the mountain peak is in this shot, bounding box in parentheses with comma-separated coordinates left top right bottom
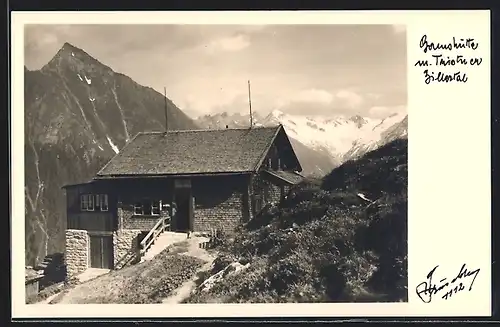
(42, 42, 111, 75)
(349, 114, 368, 128)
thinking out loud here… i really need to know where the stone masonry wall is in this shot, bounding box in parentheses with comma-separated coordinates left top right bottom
(65, 229, 89, 278)
(113, 229, 141, 269)
(118, 202, 171, 232)
(193, 191, 244, 233)
(253, 174, 283, 204)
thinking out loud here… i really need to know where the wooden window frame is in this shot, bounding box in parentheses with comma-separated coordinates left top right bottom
(133, 199, 162, 217)
(100, 194, 109, 212)
(80, 194, 95, 212)
(81, 194, 108, 212)
(80, 194, 88, 211)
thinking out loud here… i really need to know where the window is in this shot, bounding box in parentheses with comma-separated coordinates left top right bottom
(80, 195, 89, 211)
(134, 203, 143, 215)
(95, 194, 108, 211)
(133, 199, 161, 216)
(80, 194, 108, 212)
(151, 201, 160, 215)
(80, 194, 94, 211)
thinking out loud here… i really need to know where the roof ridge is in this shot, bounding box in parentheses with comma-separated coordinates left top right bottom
(138, 125, 281, 135)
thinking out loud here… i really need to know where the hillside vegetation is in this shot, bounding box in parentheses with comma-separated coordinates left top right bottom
(187, 138, 408, 303)
(50, 242, 205, 304)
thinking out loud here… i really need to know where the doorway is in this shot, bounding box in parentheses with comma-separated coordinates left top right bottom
(174, 188, 193, 232)
(89, 235, 114, 269)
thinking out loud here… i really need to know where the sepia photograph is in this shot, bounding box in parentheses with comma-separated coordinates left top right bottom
(22, 23, 408, 305)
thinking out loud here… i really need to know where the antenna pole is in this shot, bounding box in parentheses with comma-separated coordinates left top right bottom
(248, 80, 253, 128)
(164, 86, 168, 132)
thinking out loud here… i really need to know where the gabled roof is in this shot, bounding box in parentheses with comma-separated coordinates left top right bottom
(96, 125, 293, 178)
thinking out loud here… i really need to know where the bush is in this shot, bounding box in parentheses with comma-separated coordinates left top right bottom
(116, 254, 204, 304)
(185, 139, 408, 303)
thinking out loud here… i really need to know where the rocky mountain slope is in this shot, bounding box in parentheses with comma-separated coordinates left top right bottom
(195, 110, 408, 167)
(24, 42, 198, 266)
(342, 114, 408, 161)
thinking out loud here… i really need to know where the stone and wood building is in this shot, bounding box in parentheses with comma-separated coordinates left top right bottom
(62, 125, 304, 278)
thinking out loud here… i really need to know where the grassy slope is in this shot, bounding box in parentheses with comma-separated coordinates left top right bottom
(50, 242, 205, 304)
(187, 138, 408, 303)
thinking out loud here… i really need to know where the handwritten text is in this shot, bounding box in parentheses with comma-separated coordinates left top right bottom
(415, 264, 480, 303)
(415, 35, 483, 85)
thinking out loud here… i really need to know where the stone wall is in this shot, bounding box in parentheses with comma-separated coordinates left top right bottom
(252, 174, 284, 206)
(65, 229, 89, 278)
(193, 191, 245, 233)
(113, 229, 141, 269)
(118, 202, 171, 232)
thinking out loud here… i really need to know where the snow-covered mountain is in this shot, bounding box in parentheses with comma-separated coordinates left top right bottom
(195, 109, 408, 164)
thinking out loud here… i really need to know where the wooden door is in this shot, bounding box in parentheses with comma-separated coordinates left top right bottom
(89, 235, 114, 269)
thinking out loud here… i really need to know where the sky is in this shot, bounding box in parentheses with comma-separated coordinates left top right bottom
(24, 24, 407, 119)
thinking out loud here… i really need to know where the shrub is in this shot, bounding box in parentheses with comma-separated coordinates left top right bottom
(185, 139, 408, 304)
(116, 254, 204, 304)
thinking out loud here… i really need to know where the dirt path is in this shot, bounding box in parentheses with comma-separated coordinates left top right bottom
(161, 237, 216, 304)
(49, 236, 216, 304)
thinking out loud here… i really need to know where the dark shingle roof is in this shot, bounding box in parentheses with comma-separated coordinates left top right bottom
(96, 126, 283, 177)
(264, 169, 305, 185)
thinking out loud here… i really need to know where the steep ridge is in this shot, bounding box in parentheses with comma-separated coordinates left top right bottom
(24, 42, 198, 266)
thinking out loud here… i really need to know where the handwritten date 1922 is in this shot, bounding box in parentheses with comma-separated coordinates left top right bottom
(415, 264, 480, 303)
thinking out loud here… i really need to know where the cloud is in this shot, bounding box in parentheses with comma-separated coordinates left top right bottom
(24, 24, 407, 120)
(273, 88, 369, 116)
(292, 89, 334, 104)
(368, 105, 407, 118)
(279, 88, 364, 108)
(334, 90, 364, 109)
(204, 34, 250, 54)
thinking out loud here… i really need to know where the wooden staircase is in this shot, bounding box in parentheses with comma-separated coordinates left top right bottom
(140, 216, 171, 257)
(139, 216, 187, 262)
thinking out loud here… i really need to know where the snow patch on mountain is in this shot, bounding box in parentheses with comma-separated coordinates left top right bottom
(106, 135, 119, 154)
(260, 109, 406, 158)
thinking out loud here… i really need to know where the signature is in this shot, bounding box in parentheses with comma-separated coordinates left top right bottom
(415, 264, 480, 303)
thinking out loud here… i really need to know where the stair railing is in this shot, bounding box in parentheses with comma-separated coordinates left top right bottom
(139, 216, 171, 257)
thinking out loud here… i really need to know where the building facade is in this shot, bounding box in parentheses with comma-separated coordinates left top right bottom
(63, 125, 304, 278)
